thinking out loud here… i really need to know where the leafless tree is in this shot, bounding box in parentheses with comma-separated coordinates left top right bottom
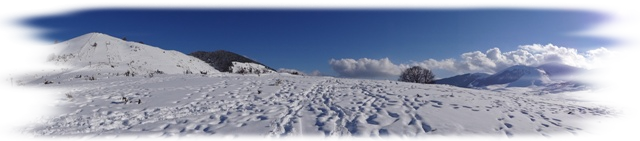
(398, 66, 435, 84)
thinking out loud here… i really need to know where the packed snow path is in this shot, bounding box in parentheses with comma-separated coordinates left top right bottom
(30, 74, 611, 137)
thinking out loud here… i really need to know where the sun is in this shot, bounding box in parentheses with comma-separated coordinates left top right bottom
(615, 0, 638, 15)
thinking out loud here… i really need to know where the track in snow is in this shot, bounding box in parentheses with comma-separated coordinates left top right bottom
(27, 73, 612, 137)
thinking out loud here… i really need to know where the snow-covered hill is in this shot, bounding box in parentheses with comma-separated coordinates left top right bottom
(0, 33, 218, 87)
(26, 73, 611, 137)
(472, 65, 552, 87)
(229, 61, 276, 74)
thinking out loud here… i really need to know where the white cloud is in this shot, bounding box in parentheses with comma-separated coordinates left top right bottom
(330, 44, 612, 78)
(329, 58, 403, 78)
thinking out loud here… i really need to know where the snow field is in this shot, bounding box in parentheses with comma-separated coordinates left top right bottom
(28, 73, 612, 138)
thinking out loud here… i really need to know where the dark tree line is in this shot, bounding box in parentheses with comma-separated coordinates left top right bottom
(189, 50, 275, 73)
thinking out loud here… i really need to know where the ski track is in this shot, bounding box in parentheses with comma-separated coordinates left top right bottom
(28, 74, 612, 137)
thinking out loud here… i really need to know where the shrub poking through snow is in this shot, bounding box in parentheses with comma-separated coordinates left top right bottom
(275, 79, 282, 86)
(66, 94, 73, 100)
(155, 69, 164, 74)
(124, 71, 137, 77)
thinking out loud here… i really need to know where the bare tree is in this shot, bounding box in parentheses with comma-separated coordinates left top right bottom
(398, 66, 435, 84)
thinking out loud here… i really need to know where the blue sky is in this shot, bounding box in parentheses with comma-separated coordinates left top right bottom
(23, 9, 613, 79)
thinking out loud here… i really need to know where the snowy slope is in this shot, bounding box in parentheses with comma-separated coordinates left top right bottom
(537, 63, 585, 81)
(435, 73, 490, 87)
(471, 65, 552, 87)
(507, 67, 551, 87)
(229, 61, 275, 74)
(0, 33, 218, 87)
(27, 74, 612, 137)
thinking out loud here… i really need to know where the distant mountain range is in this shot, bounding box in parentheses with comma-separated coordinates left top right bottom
(435, 63, 589, 92)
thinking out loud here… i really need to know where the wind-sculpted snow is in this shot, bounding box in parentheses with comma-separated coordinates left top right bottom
(28, 73, 612, 137)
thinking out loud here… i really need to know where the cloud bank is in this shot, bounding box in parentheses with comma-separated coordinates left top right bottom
(329, 58, 404, 78)
(330, 44, 612, 78)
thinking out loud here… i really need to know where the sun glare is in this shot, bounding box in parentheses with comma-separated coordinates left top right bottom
(616, 0, 638, 15)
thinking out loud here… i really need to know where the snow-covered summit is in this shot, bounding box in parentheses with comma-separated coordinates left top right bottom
(435, 72, 490, 87)
(481, 65, 551, 87)
(48, 32, 219, 74)
(537, 62, 585, 81)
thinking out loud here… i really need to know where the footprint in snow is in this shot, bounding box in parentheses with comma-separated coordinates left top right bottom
(505, 131, 514, 137)
(542, 134, 552, 140)
(504, 123, 513, 128)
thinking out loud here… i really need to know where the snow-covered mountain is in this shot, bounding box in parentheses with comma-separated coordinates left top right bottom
(0, 33, 219, 87)
(435, 73, 490, 87)
(436, 64, 589, 93)
(472, 65, 552, 87)
(537, 62, 585, 81)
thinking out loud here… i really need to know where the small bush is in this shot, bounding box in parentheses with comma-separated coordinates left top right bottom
(66, 94, 73, 99)
(155, 69, 164, 74)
